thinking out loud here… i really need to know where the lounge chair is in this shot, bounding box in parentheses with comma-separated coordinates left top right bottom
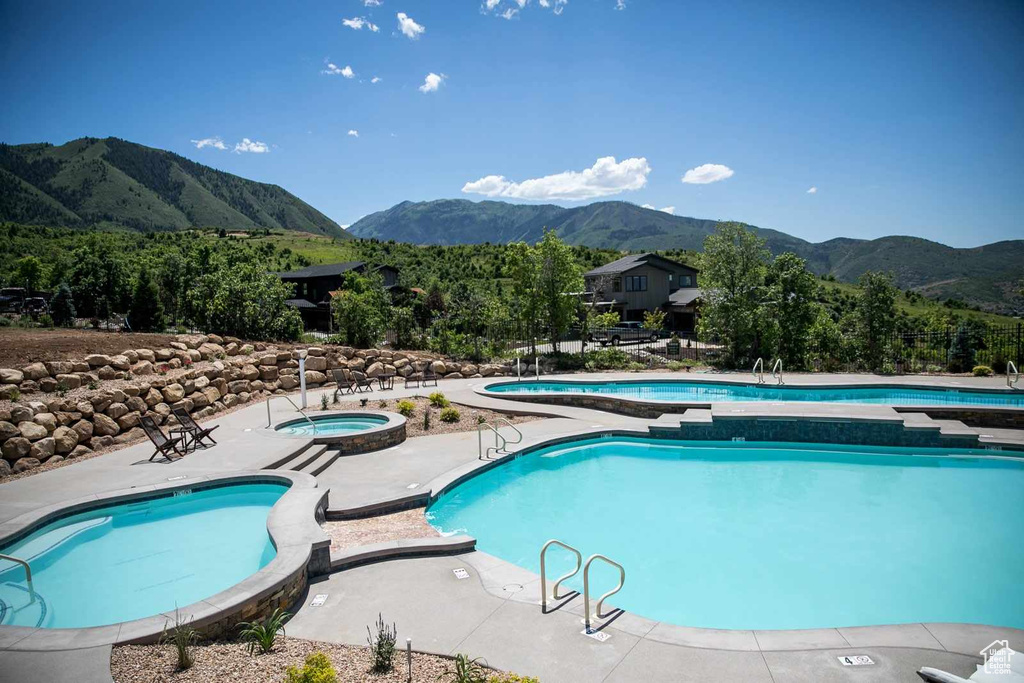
(918, 647, 1022, 682)
(332, 369, 374, 394)
(140, 416, 186, 462)
(404, 369, 439, 389)
(171, 407, 219, 450)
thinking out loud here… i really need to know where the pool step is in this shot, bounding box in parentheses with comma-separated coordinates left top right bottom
(266, 441, 321, 470)
(298, 448, 341, 477)
(287, 444, 330, 472)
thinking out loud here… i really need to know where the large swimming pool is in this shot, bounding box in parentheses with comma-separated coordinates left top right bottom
(484, 379, 1024, 407)
(427, 437, 1024, 629)
(0, 482, 286, 629)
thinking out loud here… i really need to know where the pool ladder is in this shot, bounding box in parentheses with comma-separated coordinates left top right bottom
(753, 357, 784, 385)
(0, 554, 34, 604)
(539, 539, 626, 633)
(477, 418, 523, 459)
(1009, 361, 1020, 389)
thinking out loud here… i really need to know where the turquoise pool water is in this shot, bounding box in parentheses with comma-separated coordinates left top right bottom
(0, 482, 286, 629)
(427, 437, 1024, 629)
(275, 414, 389, 437)
(485, 379, 1024, 407)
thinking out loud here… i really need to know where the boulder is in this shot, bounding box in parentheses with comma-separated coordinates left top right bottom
(85, 354, 112, 367)
(69, 444, 92, 459)
(53, 426, 79, 453)
(228, 380, 250, 394)
(22, 362, 49, 380)
(0, 459, 10, 477)
(365, 362, 384, 378)
(397, 364, 414, 377)
(10, 405, 34, 423)
(13, 457, 40, 473)
(258, 354, 278, 367)
(0, 368, 24, 384)
(71, 361, 91, 372)
(76, 400, 95, 418)
(202, 386, 221, 405)
(444, 372, 462, 380)
(480, 365, 497, 377)
(3, 437, 32, 462)
(106, 402, 129, 419)
(39, 377, 58, 393)
(114, 427, 145, 445)
(430, 360, 448, 374)
(207, 333, 224, 344)
(56, 373, 82, 389)
(162, 384, 185, 403)
(44, 455, 64, 466)
(72, 419, 94, 442)
(135, 349, 156, 363)
(132, 361, 154, 376)
(154, 348, 174, 361)
(193, 375, 210, 391)
(89, 435, 116, 449)
(242, 364, 260, 381)
(109, 355, 131, 371)
(239, 344, 255, 355)
(92, 413, 120, 436)
(121, 349, 139, 364)
(152, 403, 172, 419)
(222, 394, 240, 408)
(116, 412, 141, 430)
(0, 385, 20, 400)
(461, 364, 478, 376)
(393, 358, 410, 370)
(260, 366, 279, 381)
(96, 365, 118, 380)
(18, 380, 39, 394)
(349, 357, 366, 372)
(304, 355, 327, 372)
(188, 391, 211, 409)
(198, 343, 226, 360)
(125, 396, 148, 414)
(144, 388, 164, 407)
(122, 385, 141, 397)
(32, 412, 57, 432)
(304, 370, 327, 385)
(29, 437, 55, 459)
(0, 421, 19, 441)
(44, 361, 73, 375)
(18, 421, 48, 441)
(279, 375, 299, 390)
(169, 341, 188, 351)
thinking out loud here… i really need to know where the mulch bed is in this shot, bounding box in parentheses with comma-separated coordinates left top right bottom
(323, 508, 439, 552)
(325, 395, 540, 438)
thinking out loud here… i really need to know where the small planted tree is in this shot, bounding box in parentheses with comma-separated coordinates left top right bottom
(642, 308, 667, 331)
(50, 282, 76, 327)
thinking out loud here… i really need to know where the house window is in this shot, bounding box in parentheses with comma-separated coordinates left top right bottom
(679, 275, 693, 288)
(612, 278, 621, 293)
(624, 275, 647, 292)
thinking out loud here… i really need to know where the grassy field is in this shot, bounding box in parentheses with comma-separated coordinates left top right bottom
(821, 279, 1019, 326)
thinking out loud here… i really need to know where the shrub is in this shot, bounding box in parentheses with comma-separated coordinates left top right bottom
(440, 406, 461, 423)
(366, 613, 397, 674)
(8, 387, 20, 401)
(87, 380, 99, 391)
(972, 365, 994, 377)
(423, 409, 431, 431)
(0, 316, 11, 327)
(440, 654, 488, 683)
(50, 283, 76, 327)
(160, 608, 199, 671)
(428, 391, 450, 408)
(320, 394, 329, 410)
(583, 348, 631, 371)
(285, 652, 337, 683)
(378, 399, 387, 408)
(55, 380, 69, 397)
(237, 607, 289, 655)
(37, 313, 54, 328)
(396, 400, 415, 417)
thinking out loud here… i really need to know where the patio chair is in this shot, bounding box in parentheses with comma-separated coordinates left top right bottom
(171, 407, 219, 450)
(918, 647, 1022, 682)
(332, 368, 374, 394)
(140, 415, 186, 462)
(404, 369, 439, 389)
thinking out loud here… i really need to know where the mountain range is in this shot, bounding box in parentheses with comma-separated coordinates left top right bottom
(0, 137, 346, 236)
(350, 199, 1024, 315)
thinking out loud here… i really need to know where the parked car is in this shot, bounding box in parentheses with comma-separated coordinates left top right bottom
(591, 321, 662, 346)
(0, 287, 26, 314)
(23, 297, 48, 315)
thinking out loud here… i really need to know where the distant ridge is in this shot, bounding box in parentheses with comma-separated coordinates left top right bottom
(0, 137, 347, 237)
(349, 199, 1024, 314)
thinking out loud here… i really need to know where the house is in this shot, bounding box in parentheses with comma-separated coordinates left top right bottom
(278, 262, 400, 330)
(584, 253, 701, 332)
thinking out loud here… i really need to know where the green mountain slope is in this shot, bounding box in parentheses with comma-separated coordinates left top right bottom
(349, 199, 1024, 314)
(0, 137, 347, 237)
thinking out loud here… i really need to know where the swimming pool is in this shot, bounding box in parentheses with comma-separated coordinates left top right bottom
(275, 414, 389, 437)
(427, 436, 1024, 630)
(0, 482, 286, 629)
(484, 379, 1024, 407)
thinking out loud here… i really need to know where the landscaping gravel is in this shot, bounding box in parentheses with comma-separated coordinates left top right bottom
(332, 395, 540, 438)
(323, 508, 439, 551)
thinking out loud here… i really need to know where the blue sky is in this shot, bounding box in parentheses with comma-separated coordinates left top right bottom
(1, 0, 1022, 247)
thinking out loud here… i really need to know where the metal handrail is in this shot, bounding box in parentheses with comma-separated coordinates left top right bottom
(1009, 361, 1020, 389)
(477, 421, 507, 459)
(771, 358, 783, 385)
(0, 553, 34, 601)
(491, 417, 523, 448)
(539, 539, 582, 613)
(265, 395, 317, 433)
(752, 357, 765, 384)
(583, 554, 625, 633)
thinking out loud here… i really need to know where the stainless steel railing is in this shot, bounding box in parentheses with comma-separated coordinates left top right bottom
(583, 554, 625, 633)
(771, 358, 784, 385)
(265, 395, 317, 433)
(539, 539, 582, 613)
(752, 357, 765, 384)
(0, 553, 34, 603)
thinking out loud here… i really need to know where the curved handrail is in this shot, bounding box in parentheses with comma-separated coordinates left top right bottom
(752, 357, 765, 384)
(771, 358, 783, 385)
(583, 554, 625, 632)
(477, 421, 507, 459)
(539, 539, 582, 613)
(265, 395, 317, 433)
(0, 553, 34, 602)
(1009, 361, 1020, 389)
(492, 417, 523, 448)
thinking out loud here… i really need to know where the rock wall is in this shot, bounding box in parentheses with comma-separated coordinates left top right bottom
(0, 334, 519, 477)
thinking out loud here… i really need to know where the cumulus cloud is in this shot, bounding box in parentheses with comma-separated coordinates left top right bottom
(641, 203, 674, 214)
(322, 62, 355, 78)
(660, 206, 675, 214)
(485, 0, 566, 17)
(615, 0, 626, 8)
(191, 137, 226, 150)
(807, 186, 818, 194)
(371, 76, 382, 83)
(462, 156, 650, 201)
(418, 72, 446, 93)
(681, 163, 734, 184)
(397, 12, 425, 39)
(234, 138, 269, 154)
(343, 16, 379, 31)
(364, 0, 382, 5)
(348, 130, 359, 137)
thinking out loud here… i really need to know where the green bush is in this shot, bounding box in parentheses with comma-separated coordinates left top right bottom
(320, 394, 329, 410)
(972, 365, 994, 377)
(160, 609, 199, 671)
(366, 613, 397, 674)
(396, 400, 415, 417)
(428, 391, 450, 408)
(37, 313, 54, 328)
(237, 607, 289, 655)
(0, 316, 11, 327)
(665, 360, 694, 372)
(583, 348, 631, 371)
(285, 652, 337, 683)
(440, 406, 461, 423)
(440, 654, 488, 683)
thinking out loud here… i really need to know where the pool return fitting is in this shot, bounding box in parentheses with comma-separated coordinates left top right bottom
(539, 539, 626, 634)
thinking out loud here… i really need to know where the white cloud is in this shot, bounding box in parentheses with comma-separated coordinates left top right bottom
(340, 224, 351, 230)
(615, 0, 626, 8)
(486, 0, 501, 8)
(462, 156, 650, 201)
(371, 76, 382, 83)
(343, 16, 379, 31)
(681, 163, 734, 184)
(322, 62, 355, 78)
(397, 12, 425, 39)
(501, 7, 519, 19)
(485, 0, 567, 16)
(641, 203, 654, 209)
(363, 0, 382, 5)
(641, 203, 674, 214)
(418, 72, 446, 93)
(191, 137, 226, 150)
(234, 138, 269, 154)
(348, 130, 359, 137)
(806, 186, 818, 194)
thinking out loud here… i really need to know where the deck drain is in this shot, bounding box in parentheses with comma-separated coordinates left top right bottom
(837, 655, 874, 666)
(452, 568, 470, 580)
(310, 594, 328, 607)
(580, 629, 611, 642)
(502, 583, 523, 594)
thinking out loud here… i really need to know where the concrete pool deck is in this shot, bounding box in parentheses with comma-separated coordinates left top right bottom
(1, 371, 1022, 682)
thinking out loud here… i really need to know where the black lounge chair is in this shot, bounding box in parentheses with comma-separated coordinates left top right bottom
(332, 368, 374, 394)
(404, 369, 439, 389)
(171, 407, 219, 450)
(141, 415, 186, 462)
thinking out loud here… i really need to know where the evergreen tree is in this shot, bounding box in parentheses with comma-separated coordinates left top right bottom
(50, 282, 76, 327)
(128, 266, 165, 332)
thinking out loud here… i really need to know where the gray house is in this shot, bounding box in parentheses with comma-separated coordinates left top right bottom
(584, 253, 701, 332)
(278, 261, 400, 330)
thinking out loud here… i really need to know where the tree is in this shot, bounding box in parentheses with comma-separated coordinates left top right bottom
(191, 262, 303, 340)
(158, 252, 187, 326)
(696, 223, 771, 367)
(128, 266, 165, 332)
(515, 230, 584, 353)
(49, 282, 76, 327)
(331, 271, 390, 348)
(854, 271, 898, 371)
(642, 309, 667, 331)
(764, 252, 820, 368)
(14, 255, 45, 292)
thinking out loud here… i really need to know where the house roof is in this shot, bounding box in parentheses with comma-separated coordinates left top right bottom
(584, 253, 698, 277)
(284, 298, 319, 309)
(668, 288, 704, 307)
(277, 262, 365, 279)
